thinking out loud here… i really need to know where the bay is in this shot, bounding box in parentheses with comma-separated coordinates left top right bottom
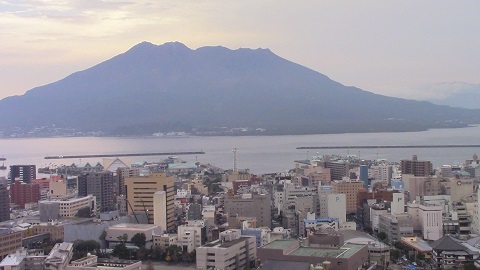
(0, 126, 480, 176)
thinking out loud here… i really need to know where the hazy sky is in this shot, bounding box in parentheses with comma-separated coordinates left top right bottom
(1, 1, 479, 100)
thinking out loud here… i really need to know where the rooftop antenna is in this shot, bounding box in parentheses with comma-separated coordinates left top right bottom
(233, 148, 238, 172)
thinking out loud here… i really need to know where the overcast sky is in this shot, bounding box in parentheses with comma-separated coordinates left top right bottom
(1, 0, 479, 100)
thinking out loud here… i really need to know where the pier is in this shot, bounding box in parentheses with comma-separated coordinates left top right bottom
(297, 145, 480, 150)
(44, 151, 206, 159)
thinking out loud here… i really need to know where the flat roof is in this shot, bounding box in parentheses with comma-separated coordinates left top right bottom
(109, 223, 159, 230)
(400, 237, 432, 252)
(0, 254, 25, 266)
(290, 243, 365, 259)
(260, 239, 298, 249)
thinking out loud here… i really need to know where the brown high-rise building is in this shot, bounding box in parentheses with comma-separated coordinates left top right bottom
(125, 173, 175, 229)
(331, 180, 365, 214)
(77, 172, 115, 212)
(401, 155, 433, 177)
(10, 180, 40, 209)
(224, 194, 272, 228)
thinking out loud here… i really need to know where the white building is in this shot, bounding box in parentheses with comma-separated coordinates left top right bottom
(196, 230, 256, 270)
(318, 186, 333, 218)
(408, 201, 443, 241)
(44, 242, 74, 270)
(326, 193, 346, 223)
(391, 193, 405, 215)
(153, 191, 167, 230)
(177, 220, 208, 252)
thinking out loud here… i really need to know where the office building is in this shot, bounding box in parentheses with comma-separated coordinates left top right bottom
(224, 194, 271, 228)
(39, 195, 96, 221)
(0, 229, 23, 260)
(196, 230, 256, 270)
(378, 214, 414, 243)
(407, 201, 443, 241)
(116, 167, 140, 196)
(401, 155, 432, 177)
(359, 165, 368, 187)
(153, 191, 168, 230)
(316, 161, 349, 180)
(331, 180, 365, 214)
(0, 179, 9, 222)
(10, 180, 40, 209)
(258, 234, 368, 270)
(327, 194, 346, 223)
(177, 220, 208, 252)
(125, 173, 175, 229)
(105, 223, 161, 249)
(78, 172, 115, 212)
(9, 165, 36, 184)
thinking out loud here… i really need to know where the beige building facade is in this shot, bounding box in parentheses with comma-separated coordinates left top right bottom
(125, 173, 174, 229)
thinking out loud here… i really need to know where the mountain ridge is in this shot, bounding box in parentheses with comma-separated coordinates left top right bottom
(0, 41, 478, 137)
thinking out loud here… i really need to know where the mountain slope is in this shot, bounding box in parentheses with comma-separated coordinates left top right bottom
(1, 41, 478, 136)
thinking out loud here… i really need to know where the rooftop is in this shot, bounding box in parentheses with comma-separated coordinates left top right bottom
(401, 237, 432, 253)
(202, 237, 249, 248)
(108, 223, 159, 230)
(0, 254, 25, 267)
(260, 239, 298, 249)
(290, 243, 365, 259)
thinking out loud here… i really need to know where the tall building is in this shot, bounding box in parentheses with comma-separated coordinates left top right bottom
(401, 155, 432, 177)
(125, 173, 175, 229)
(224, 194, 272, 228)
(327, 194, 346, 223)
(9, 165, 36, 183)
(153, 191, 168, 230)
(359, 165, 368, 188)
(0, 178, 9, 222)
(317, 161, 350, 180)
(331, 180, 365, 214)
(116, 167, 140, 196)
(10, 180, 40, 208)
(78, 172, 115, 212)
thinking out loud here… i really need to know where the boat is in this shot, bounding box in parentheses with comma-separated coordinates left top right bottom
(0, 157, 6, 161)
(0, 163, 6, 170)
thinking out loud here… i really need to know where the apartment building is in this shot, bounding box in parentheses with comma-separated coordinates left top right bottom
(0, 180, 9, 222)
(401, 155, 432, 177)
(10, 180, 40, 209)
(78, 172, 115, 212)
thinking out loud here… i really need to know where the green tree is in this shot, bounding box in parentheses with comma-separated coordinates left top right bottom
(112, 243, 130, 259)
(151, 245, 165, 261)
(117, 233, 128, 243)
(463, 263, 477, 270)
(416, 253, 425, 261)
(131, 233, 146, 247)
(165, 245, 182, 263)
(99, 230, 107, 241)
(74, 240, 101, 255)
(377, 232, 387, 241)
(390, 249, 401, 261)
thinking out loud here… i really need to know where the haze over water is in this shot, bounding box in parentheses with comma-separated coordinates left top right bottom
(1, 126, 480, 176)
